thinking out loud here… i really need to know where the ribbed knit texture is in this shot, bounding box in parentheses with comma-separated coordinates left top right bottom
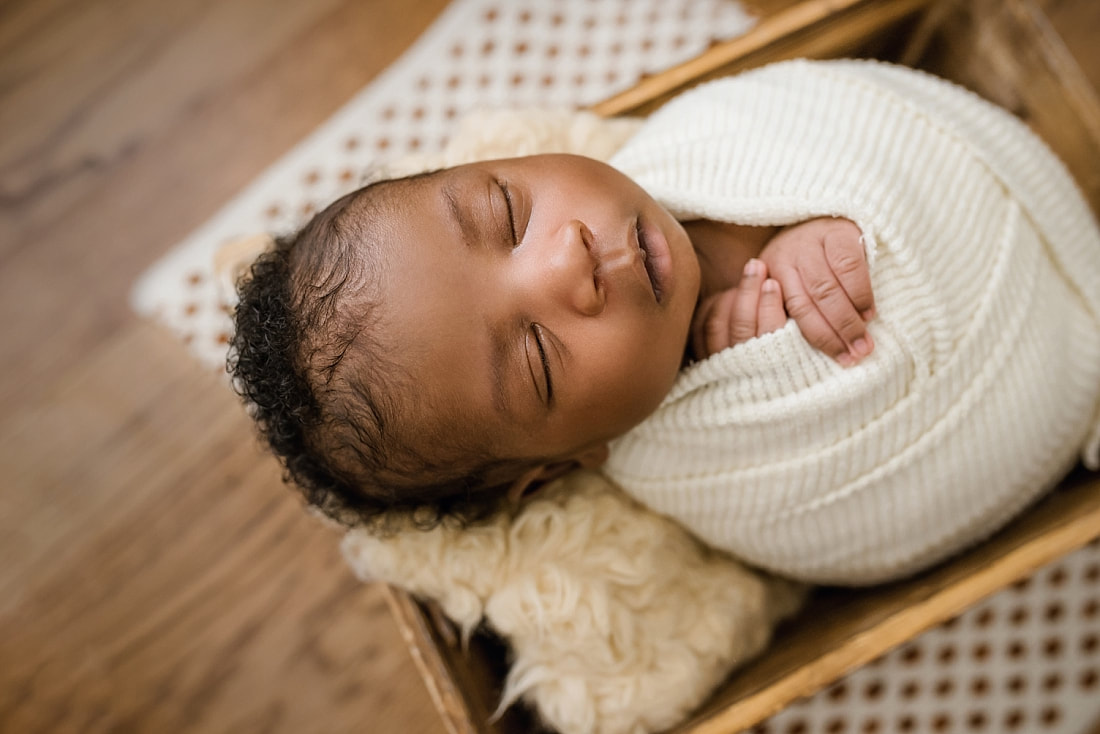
(604, 59, 1100, 585)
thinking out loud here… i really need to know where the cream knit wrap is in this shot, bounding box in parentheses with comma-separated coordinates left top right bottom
(603, 59, 1100, 585)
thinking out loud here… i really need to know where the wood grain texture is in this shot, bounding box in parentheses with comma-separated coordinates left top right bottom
(0, 0, 450, 732)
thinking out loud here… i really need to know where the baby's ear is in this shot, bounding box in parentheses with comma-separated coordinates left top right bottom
(505, 444, 610, 504)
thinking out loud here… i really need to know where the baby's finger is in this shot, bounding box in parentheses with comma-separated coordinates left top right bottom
(783, 285, 852, 364)
(730, 259, 765, 344)
(796, 260, 868, 356)
(757, 278, 786, 335)
(823, 225, 876, 321)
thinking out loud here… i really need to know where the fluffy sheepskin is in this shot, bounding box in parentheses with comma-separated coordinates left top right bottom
(341, 471, 804, 734)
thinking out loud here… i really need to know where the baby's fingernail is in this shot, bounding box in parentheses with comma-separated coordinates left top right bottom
(861, 307, 876, 322)
(744, 259, 762, 277)
(837, 352, 855, 367)
(762, 278, 779, 294)
(852, 337, 870, 356)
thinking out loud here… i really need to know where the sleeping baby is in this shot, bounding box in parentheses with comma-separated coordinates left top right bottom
(230, 59, 1100, 585)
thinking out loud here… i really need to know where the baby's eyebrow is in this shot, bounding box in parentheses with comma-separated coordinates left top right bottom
(442, 182, 476, 250)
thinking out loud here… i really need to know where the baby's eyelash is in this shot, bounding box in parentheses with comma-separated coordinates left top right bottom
(499, 180, 519, 247)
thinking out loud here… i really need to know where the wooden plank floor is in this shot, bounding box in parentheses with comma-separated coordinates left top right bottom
(0, 1, 452, 731)
(0, 1, 1096, 732)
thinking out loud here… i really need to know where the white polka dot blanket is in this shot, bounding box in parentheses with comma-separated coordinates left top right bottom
(131, 1, 1100, 733)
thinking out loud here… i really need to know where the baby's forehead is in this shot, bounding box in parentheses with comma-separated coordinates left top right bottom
(344, 156, 552, 276)
(329, 174, 438, 259)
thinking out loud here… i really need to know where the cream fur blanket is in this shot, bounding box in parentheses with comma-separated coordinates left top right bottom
(342, 472, 803, 734)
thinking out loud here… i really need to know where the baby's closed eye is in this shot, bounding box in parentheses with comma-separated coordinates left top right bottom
(525, 324, 554, 405)
(497, 180, 529, 247)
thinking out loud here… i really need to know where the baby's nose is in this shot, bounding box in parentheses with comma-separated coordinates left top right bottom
(548, 220, 604, 316)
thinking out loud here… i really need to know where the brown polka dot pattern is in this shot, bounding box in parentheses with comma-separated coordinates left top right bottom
(134, 4, 1100, 731)
(763, 547, 1100, 733)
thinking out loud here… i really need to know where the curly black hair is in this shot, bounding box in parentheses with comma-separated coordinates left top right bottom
(228, 178, 542, 529)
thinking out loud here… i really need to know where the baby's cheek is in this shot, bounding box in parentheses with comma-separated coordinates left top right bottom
(617, 354, 675, 422)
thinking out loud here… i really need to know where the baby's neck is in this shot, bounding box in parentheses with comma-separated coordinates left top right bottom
(682, 219, 780, 303)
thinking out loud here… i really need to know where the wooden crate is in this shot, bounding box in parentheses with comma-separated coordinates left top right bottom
(385, 1, 1100, 732)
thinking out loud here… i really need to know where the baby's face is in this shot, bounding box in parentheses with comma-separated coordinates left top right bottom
(358, 154, 700, 469)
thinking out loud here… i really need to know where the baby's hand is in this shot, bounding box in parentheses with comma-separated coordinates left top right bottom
(691, 259, 786, 359)
(758, 217, 875, 366)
